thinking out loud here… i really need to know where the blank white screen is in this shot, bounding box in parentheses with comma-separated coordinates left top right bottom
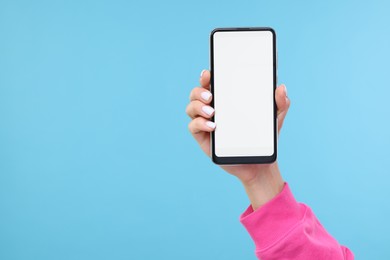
(213, 30, 274, 157)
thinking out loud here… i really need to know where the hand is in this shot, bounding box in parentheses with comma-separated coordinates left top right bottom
(186, 70, 291, 210)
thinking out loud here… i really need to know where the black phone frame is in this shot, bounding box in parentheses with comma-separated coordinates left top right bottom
(210, 27, 277, 165)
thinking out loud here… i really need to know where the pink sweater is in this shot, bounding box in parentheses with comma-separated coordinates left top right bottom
(240, 183, 354, 259)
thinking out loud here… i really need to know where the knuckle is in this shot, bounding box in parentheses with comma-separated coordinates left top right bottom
(189, 118, 201, 134)
(188, 121, 194, 133)
(185, 103, 192, 117)
(189, 88, 196, 100)
(189, 87, 201, 101)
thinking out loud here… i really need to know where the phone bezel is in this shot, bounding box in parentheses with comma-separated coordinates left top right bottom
(210, 27, 277, 165)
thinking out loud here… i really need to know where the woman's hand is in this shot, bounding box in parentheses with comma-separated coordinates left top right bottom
(186, 70, 291, 210)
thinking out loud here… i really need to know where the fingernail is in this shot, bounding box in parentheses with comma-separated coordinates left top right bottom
(202, 106, 214, 116)
(201, 91, 212, 101)
(206, 121, 216, 129)
(283, 85, 288, 103)
(200, 69, 206, 77)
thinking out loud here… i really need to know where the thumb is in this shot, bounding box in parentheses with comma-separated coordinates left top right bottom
(275, 84, 290, 133)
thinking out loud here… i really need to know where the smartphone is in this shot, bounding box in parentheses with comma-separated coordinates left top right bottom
(210, 27, 277, 164)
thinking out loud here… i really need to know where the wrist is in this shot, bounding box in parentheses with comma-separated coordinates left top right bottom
(241, 163, 284, 211)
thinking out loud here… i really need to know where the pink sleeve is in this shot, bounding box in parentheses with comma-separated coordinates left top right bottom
(240, 183, 354, 260)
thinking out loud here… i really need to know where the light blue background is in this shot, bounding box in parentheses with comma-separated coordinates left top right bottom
(1, 0, 389, 259)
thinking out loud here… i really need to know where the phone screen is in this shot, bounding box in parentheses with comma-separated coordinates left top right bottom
(212, 29, 275, 159)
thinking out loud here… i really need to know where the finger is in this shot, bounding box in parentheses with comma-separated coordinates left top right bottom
(188, 117, 216, 134)
(275, 84, 290, 133)
(199, 69, 211, 90)
(186, 100, 215, 119)
(189, 87, 212, 103)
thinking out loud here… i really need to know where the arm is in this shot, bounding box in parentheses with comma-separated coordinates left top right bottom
(186, 69, 353, 259)
(235, 156, 354, 259)
(241, 179, 354, 259)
